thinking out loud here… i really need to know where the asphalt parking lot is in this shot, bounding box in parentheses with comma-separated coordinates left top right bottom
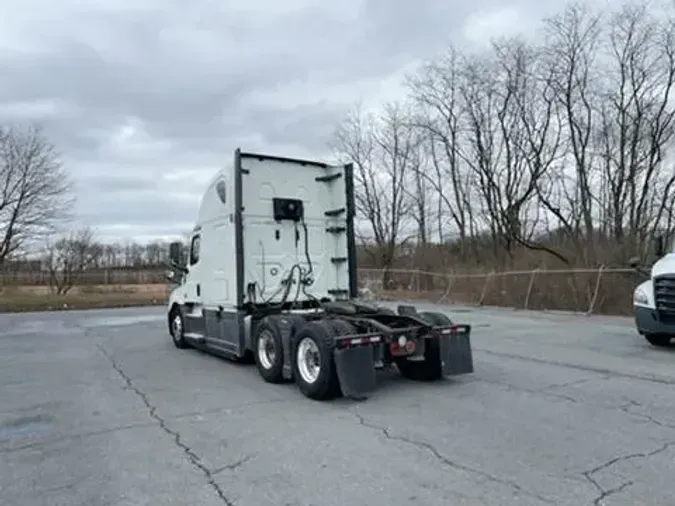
(2, 303, 675, 506)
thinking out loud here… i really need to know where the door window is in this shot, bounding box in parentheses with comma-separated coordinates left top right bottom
(189, 235, 201, 265)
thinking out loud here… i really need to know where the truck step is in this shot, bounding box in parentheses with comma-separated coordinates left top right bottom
(328, 289, 349, 296)
(331, 256, 347, 263)
(324, 207, 346, 217)
(184, 332, 206, 343)
(315, 172, 342, 183)
(326, 226, 347, 234)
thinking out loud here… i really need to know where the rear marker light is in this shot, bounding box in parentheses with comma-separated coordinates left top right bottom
(440, 326, 465, 335)
(342, 335, 381, 346)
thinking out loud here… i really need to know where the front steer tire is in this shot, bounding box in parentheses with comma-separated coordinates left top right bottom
(169, 306, 189, 349)
(644, 333, 672, 347)
(291, 321, 341, 401)
(395, 311, 452, 382)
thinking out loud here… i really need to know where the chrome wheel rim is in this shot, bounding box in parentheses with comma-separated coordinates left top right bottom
(296, 337, 321, 384)
(172, 314, 182, 341)
(257, 330, 276, 370)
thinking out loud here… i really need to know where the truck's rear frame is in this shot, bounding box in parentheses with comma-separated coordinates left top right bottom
(248, 302, 474, 400)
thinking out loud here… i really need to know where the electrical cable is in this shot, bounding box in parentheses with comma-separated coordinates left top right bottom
(297, 216, 323, 310)
(249, 215, 324, 314)
(301, 218, 313, 278)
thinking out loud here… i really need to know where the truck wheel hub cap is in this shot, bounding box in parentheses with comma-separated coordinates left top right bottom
(172, 316, 182, 339)
(297, 338, 320, 384)
(258, 330, 276, 370)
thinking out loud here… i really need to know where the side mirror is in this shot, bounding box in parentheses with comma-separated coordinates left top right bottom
(167, 241, 188, 275)
(168, 241, 183, 265)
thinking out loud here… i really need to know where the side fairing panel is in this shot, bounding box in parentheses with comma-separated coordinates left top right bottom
(195, 172, 238, 309)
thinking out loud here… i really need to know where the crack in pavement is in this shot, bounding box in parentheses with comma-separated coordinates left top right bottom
(212, 455, 253, 476)
(350, 410, 555, 504)
(96, 343, 235, 506)
(582, 474, 634, 506)
(618, 400, 675, 430)
(582, 440, 675, 505)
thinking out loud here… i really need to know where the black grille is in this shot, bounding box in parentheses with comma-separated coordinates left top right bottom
(654, 274, 675, 324)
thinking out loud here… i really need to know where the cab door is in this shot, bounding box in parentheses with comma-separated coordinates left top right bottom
(182, 232, 205, 337)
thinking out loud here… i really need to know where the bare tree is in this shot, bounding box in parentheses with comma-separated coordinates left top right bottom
(45, 227, 97, 294)
(491, 37, 570, 263)
(540, 2, 603, 261)
(595, 3, 675, 259)
(0, 125, 74, 264)
(330, 101, 417, 285)
(325, 0, 675, 279)
(456, 51, 519, 264)
(406, 47, 476, 256)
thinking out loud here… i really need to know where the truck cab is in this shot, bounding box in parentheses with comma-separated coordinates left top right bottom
(632, 235, 675, 347)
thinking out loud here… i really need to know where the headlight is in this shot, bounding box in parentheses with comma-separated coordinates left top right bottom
(634, 289, 649, 305)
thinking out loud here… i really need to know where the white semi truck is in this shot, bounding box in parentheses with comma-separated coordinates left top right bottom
(164, 149, 474, 401)
(631, 235, 675, 347)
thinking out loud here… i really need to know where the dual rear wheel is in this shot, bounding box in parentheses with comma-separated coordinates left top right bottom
(253, 317, 352, 400)
(253, 310, 453, 399)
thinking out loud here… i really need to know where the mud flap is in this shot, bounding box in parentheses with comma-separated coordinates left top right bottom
(439, 331, 474, 376)
(333, 346, 376, 400)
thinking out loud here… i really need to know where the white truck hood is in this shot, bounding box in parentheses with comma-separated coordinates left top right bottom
(652, 253, 675, 277)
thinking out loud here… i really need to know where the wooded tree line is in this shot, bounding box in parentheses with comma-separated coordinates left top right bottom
(331, 1, 675, 277)
(0, 122, 174, 292)
(2, 0, 674, 296)
(1, 228, 174, 293)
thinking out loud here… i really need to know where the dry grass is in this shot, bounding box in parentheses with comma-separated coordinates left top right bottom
(0, 284, 171, 313)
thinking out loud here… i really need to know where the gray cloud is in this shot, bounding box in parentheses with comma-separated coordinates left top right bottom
(0, 0, 571, 243)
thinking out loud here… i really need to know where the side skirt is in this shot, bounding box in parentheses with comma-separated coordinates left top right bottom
(182, 305, 249, 360)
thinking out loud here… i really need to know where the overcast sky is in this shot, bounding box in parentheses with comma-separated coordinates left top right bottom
(0, 0, 605, 244)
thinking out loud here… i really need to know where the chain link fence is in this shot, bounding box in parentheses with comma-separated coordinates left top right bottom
(358, 267, 642, 316)
(0, 268, 167, 286)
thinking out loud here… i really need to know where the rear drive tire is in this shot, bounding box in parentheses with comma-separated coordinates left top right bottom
(291, 321, 341, 400)
(324, 318, 361, 399)
(254, 318, 286, 383)
(645, 333, 672, 347)
(169, 307, 189, 349)
(395, 311, 451, 382)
